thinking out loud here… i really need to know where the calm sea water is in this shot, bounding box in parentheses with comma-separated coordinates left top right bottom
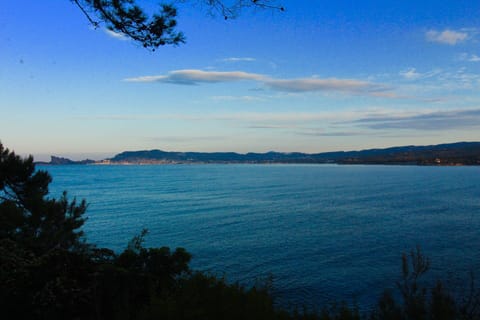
(41, 164, 480, 310)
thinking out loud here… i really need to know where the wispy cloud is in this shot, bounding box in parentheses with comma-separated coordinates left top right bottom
(147, 135, 225, 143)
(78, 110, 366, 124)
(104, 29, 129, 41)
(392, 67, 480, 98)
(369, 92, 411, 99)
(125, 69, 394, 97)
(295, 130, 361, 137)
(400, 68, 422, 80)
(352, 109, 480, 130)
(76, 107, 480, 132)
(469, 54, 480, 62)
(398, 68, 443, 84)
(263, 78, 389, 94)
(222, 57, 256, 62)
(425, 29, 468, 45)
(459, 53, 480, 62)
(125, 69, 264, 84)
(214, 111, 366, 123)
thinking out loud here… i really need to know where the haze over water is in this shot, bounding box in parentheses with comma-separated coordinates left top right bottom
(44, 164, 480, 310)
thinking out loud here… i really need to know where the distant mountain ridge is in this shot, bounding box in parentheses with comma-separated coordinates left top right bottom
(107, 141, 480, 165)
(38, 142, 480, 165)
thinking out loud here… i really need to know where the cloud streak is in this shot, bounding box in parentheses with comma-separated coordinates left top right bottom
(75, 107, 480, 135)
(425, 29, 468, 45)
(400, 68, 422, 80)
(125, 69, 393, 97)
(459, 53, 480, 62)
(125, 69, 264, 84)
(263, 78, 387, 93)
(104, 29, 129, 41)
(222, 57, 256, 62)
(352, 109, 480, 130)
(295, 130, 361, 137)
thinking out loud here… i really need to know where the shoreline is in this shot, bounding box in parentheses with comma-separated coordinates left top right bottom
(36, 161, 476, 166)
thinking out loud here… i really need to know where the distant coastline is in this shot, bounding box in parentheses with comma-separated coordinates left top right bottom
(36, 141, 480, 166)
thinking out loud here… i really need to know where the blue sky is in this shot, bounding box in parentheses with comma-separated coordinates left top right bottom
(1, 0, 480, 160)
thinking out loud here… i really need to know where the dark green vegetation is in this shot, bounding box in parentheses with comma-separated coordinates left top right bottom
(41, 141, 480, 165)
(72, 0, 284, 50)
(2, 141, 480, 319)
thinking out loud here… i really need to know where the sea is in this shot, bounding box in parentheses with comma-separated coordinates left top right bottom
(41, 164, 480, 311)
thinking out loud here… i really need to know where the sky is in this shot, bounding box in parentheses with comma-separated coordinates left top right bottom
(1, 0, 480, 160)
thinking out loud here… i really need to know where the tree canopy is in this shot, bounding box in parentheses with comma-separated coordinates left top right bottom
(0, 143, 86, 254)
(71, 0, 284, 50)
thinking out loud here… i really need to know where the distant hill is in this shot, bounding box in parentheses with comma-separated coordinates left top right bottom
(105, 141, 480, 165)
(336, 142, 480, 165)
(36, 156, 96, 165)
(36, 142, 480, 166)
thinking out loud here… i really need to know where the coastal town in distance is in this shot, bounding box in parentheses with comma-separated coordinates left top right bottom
(38, 141, 480, 166)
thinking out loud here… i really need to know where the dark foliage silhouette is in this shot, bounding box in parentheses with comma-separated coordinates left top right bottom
(71, 0, 284, 50)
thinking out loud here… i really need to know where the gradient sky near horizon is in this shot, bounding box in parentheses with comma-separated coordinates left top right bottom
(2, 1, 480, 160)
